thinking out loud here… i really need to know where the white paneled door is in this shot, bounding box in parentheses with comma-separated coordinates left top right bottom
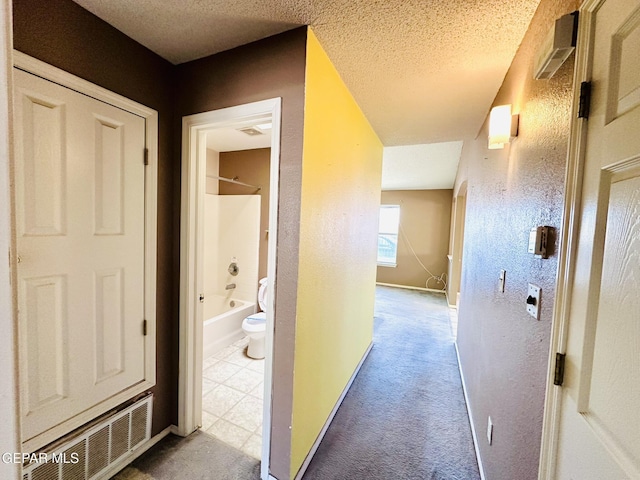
(13, 68, 147, 446)
(552, 0, 640, 477)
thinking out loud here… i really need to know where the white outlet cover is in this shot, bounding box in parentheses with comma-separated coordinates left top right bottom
(527, 284, 541, 319)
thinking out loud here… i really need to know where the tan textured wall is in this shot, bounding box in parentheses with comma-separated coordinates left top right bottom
(454, 0, 580, 479)
(175, 28, 307, 479)
(219, 148, 271, 282)
(376, 190, 452, 289)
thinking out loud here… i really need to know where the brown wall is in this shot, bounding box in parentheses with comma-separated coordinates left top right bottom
(175, 29, 307, 478)
(13, 0, 178, 436)
(219, 148, 271, 283)
(453, 0, 580, 478)
(376, 190, 452, 289)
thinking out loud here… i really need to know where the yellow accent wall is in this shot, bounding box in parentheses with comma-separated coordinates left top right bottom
(290, 29, 383, 477)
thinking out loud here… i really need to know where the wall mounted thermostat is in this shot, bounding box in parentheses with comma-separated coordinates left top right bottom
(528, 226, 551, 258)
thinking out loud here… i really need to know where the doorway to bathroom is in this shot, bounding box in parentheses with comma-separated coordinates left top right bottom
(178, 99, 281, 480)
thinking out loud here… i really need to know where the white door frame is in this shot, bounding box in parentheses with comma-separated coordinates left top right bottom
(11, 51, 158, 453)
(178, 98, 281, 480)
(0, 1, 21, 478)
(538, 2, 596, 477)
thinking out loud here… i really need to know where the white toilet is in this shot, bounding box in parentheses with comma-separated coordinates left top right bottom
(242, 278, 268, 359)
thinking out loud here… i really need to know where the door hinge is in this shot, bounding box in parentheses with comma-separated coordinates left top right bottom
(143, 319, 148, 336)
(578, 81, 591, 119)
(143, 148, 149, 165)
(553, 352, 566, 386)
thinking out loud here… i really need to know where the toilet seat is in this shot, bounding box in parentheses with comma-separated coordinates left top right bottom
(242, 312, 266, 333)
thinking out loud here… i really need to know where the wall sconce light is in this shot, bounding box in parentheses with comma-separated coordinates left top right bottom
(488, 104, 519, 149)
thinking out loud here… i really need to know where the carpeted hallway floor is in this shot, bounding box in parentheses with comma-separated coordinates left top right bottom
(302, 286, 480, 480)
(114, 286, 479, 480)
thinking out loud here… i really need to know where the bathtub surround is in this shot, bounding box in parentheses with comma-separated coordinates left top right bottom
(219, 148, 271, 281)
(203, 195, 260, 304)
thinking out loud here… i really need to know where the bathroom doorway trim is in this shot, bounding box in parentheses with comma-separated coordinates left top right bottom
(178, 98, 281, 480)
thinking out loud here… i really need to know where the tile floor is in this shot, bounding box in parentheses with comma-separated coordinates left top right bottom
(200, 336, 264, 460)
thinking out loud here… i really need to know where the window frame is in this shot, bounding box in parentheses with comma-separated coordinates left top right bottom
(377, 204, 400, 267)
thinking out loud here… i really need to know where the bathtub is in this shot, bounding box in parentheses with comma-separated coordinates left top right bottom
(203, 294, 256, 360)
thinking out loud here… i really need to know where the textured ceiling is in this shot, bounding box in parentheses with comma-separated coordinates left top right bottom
(72, 0, 541, 147)
(71, 0, 541, 189)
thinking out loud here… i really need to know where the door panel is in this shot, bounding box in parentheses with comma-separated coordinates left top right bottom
(14, 69, 147, 444)
(554, 0, 640, 477)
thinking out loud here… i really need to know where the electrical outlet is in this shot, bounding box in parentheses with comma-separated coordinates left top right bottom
(487, 416, 494, 445)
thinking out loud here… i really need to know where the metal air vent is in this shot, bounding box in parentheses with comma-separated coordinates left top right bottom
(23, 395, 152, 480)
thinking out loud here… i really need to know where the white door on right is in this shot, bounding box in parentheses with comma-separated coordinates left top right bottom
(554, 0, 640, 478)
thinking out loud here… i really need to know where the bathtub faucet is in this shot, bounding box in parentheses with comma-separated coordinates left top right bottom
(225, 283, 236, 290)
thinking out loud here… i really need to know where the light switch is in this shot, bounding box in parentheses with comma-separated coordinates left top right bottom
(526, 284, 541, 319)
(498, 270, 506, 293)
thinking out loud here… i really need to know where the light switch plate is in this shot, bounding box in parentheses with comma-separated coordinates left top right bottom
(527, 284, 541, 319)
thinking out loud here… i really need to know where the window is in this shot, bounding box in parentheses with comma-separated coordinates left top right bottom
(377, 205, 400, 266)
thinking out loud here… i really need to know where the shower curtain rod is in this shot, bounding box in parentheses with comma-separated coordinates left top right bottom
(208, 175, 261, 191)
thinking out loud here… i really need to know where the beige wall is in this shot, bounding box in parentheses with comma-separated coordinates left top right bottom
(219, 148, 270, 282)
(376, 190, 452, 289)
(453, 0, 580, 479)
(176, 28, 309, 478)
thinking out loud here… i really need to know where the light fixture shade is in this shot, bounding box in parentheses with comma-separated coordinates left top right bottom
(488, 105, 512, 149)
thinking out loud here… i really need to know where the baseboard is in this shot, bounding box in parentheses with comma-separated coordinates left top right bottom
(103, 425, 173, 479)
(455, 342, 486, 480)
(376, 282, 446, 295)
(293, 342, 374, 480)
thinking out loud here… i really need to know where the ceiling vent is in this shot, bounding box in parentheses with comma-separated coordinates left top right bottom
(534, 12, 578, 80)
(237, 126, 264, 136)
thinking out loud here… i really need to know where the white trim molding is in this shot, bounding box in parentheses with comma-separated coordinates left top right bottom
(0, 1, 21, 479)
(455, 343, 486, 480)
(178, 98, 282, 480)
(293, 342, 374, 480)
(12, 51, 158, 453)
(538, 2, 598, 478)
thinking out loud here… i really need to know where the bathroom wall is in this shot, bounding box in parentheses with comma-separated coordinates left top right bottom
(203, 195, 260, 304)
(376, 189, 452, 289)
(290, 29, 383, 477)
(453, 0, 580, 478)
(219, 148, 270, 282)
(206, 149, 220, 195)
